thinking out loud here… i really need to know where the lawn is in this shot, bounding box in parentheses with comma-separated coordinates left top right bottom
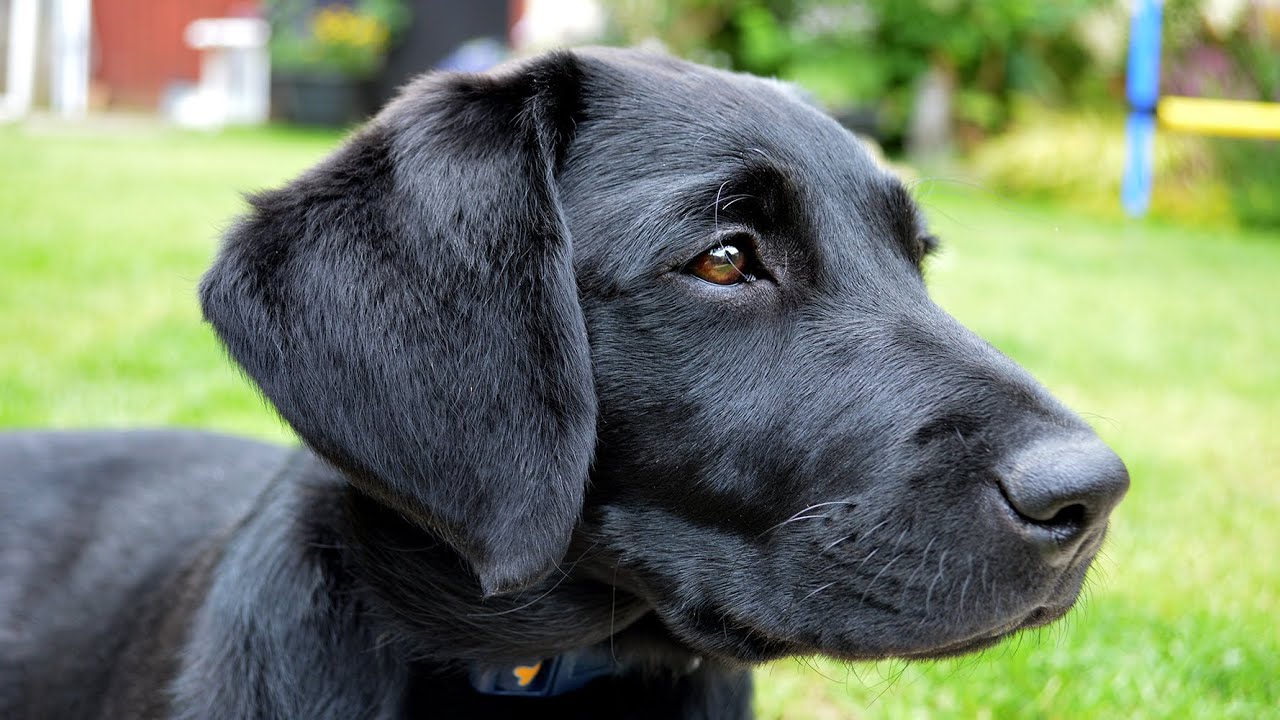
(2, 125, 1277, 718)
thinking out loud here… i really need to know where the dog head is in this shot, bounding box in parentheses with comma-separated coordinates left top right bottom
(201, 48, 1127, 663)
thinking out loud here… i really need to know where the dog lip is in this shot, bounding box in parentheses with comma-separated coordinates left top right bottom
(664, 594, 1077, 663)
(893, 603, 1071, 660)
(1018, 603, 1071, 629)
(897, 632, 1008, 660)
(651, 512, 1091, 663)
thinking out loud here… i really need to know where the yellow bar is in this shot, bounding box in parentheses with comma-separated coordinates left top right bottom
(1157, 96, 1280, 139)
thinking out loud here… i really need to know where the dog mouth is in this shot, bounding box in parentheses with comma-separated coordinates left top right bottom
(892, 603, 1073, 660)
(662, 594, 1079, 665)
(599, 505, 1102, 666)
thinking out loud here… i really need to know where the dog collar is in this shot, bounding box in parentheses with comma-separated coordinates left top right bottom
(468, 645, 619, 697)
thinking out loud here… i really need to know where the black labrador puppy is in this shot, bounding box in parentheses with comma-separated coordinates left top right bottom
(0, 48, 1128, 719)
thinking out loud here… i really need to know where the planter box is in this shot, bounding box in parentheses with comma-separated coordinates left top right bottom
(272, 73, 374, 127)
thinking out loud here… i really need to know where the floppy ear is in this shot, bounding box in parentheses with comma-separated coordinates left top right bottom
(199, 52, 595, 596)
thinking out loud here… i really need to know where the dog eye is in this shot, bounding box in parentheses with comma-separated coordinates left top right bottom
(686, 244, 754, 285)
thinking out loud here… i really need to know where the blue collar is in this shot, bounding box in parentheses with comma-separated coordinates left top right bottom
(469, 645, 619, 698)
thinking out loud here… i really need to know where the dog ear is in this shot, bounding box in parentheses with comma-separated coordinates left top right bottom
(200, 53, 595, 596)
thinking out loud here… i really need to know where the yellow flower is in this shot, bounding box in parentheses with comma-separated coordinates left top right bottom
(310, 5, 388, 51)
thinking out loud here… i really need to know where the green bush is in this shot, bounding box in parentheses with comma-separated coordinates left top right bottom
(1212, 138, 1280, 230)
(602, 0, 1111, 143)
(266, 0, 409, 78)
(602, 0, 1280, 229)
(1159, 0, 1280, 230)
(967, 107, 1234, 227)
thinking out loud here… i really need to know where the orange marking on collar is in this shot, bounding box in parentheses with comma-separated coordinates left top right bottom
(512, 661, 543, 687)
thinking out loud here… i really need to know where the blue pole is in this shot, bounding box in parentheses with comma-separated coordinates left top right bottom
(1122, 0, 1163, 217)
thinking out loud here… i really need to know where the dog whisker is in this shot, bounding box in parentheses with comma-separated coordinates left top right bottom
(712, 179, 729, 233)
(899, 535, 937, 608)
(850, 547, 879, 573)
(697, 192, 755, 216)
(867, 659, 909, 706)
(859, 551, 904, 604)
(822, 534, 853, 552)
(755, 500, 856, 539)
(822, 515, 890, 554)
(861, 516, 893, 541)
(888, 526, 910, 556)
(609, 556, 622, 665)
(1078, 410, 1120, 430)
(957, 553, 974, 617)
(801, 580, 838, 603)
(466, 561, 576, 618)
(921, 549, 950, 625)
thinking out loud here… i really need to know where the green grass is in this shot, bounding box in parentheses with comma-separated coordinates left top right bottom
(2, 125, 1277, 718)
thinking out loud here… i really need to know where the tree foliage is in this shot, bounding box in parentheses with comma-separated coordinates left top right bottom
(603, 0, 1111, 142)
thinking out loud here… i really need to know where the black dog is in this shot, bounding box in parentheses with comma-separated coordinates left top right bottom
(0, 48, 1128, 719)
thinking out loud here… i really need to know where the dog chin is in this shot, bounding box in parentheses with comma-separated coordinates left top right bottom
(857, 575, 1088, 661)
(661, 582, 1084, 666)
(890, 603, 1076, 660)
(870, 553, 1097, 661)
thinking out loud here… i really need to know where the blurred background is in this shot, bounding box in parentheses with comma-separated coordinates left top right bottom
(1, 0, 1276, 717)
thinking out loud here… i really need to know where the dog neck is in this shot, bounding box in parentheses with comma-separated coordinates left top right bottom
(290, 451, 702, 679)
(173, 449, 717, 714)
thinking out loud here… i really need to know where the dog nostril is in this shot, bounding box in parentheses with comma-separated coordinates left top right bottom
(1043, 502, 1086, 529)
(995, 435, 1129, 549)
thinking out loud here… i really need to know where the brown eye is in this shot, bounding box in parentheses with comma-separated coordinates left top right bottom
(687, 244, 751, 285)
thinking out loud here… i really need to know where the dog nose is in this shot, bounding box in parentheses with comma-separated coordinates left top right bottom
(995, 435, 1129, 555)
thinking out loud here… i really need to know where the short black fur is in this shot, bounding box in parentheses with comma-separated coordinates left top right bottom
(0, 48, 1127, 719)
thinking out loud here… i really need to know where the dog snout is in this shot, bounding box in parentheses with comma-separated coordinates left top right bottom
(993, 435, 1129, 559)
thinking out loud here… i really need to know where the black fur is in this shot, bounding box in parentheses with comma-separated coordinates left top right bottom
(0, 48, 1127, 719)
